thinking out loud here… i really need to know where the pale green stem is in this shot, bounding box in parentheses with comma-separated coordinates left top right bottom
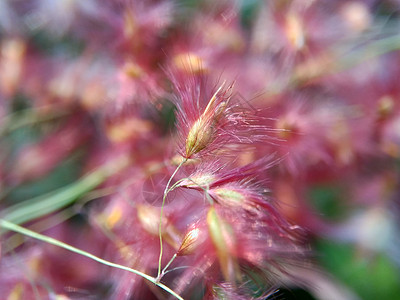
(167, 178, 187, 194)
(157, 176, 214, 282)
(0, 219, 184, 300)
(156, 253, 177, 283)
(4, 207, 76, 253)
(158, 159, 187, 277)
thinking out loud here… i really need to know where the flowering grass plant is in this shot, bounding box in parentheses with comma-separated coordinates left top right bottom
(1, 1, 400, 299)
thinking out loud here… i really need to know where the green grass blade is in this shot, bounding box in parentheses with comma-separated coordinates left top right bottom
(0, 219, 184, 300)
(2, 169, 107, 225)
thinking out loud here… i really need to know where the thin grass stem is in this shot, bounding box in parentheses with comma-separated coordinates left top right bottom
(0, 219, 184, 300)
(156, 253, 177, 283)
(158, 158, 187, 277)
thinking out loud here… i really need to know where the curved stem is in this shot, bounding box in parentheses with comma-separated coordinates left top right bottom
(183, 177, 214, 204)
(167, 178, 187, 194)
(0, 219, 184, 300)
(156, 253, 177, 283)
(158, 159, 187, 277)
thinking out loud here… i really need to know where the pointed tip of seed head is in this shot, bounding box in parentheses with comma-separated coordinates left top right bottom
(177, 226, 201, 256)
(184, 82, 235, 158)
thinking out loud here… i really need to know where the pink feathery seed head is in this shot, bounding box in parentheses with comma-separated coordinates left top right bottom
(207, 180, 304, 243)
(256, 96, 337, 176)
(208, 184, 271, 215)
(178, 155, 278, 192)
(218, 204, 306, 269)
(172, 204, 306, 296)
(168, 68, 274, 160)
(167, 196, 306, 297)
(177, 221, 208, 257)
(184, 81, 234, 158)
(207, 205, 241, 283)
(171, 72, 235, 159)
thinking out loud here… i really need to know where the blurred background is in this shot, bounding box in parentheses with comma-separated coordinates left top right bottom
(1, 0, 400, 299)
